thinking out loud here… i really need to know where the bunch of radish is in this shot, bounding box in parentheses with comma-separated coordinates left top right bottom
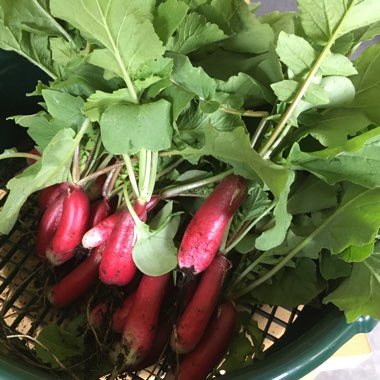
(34, 162, 248, 380)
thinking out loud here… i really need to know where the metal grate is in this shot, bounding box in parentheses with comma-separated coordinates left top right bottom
(0, 162, 303, 379)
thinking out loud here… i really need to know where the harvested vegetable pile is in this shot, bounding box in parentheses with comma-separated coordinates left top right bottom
(1, 0, 380, 379)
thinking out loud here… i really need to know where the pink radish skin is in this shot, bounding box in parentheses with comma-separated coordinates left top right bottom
(112, 292, 136, 333)
(171, 255, 231, 354)
(88, 198, 114, 228)
(117, 273, 170, 367)
(46, 187, 90, 266)
(82, 212, 120, 249)
(178, 175, 247, 274)
(89, 302, 109, 331)
(86, 174, 107, 201)
(134, 317, 172, 370)
(39, 183, 70, 210)
(99, 202, 147, 286)
(48, 245, 103, 307)
(36, 192, 66, 260)
(175, 302, 237, 380)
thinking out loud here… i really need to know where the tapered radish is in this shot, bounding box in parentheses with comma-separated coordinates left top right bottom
(88, 198, 114, 228)
(82, 212, 120, 249)
(117, 273, 170, 367)
(89, 302, 109, 331)
(112, 292, 136, 333)
(171, 255, 231, 354)
(39, 183, 70, 210)
(48, 245, 103, 307)
(178, 175, 247, 274)
(35, 192, 66, 260)
(175, 302, 237, 380)
(99, 201, 147, 286)
(46, 187, 90, 266)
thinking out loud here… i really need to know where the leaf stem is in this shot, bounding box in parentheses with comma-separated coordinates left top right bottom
(147, 151, 159, 201)
(123, 155, 139, 198)
(76, 161, 124, 187)
(156, 158, 184, 179)
(258, 3, 356, 158)
(251, 116, 269, 149)
(221, 106, 269, 118)
(0, 152, 41, 161)
(72, 144, 80, 183)
(224, 202, 277, 254)
(160, 169, 233, 199)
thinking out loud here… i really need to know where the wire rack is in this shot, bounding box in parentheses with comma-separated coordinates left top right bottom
(0, 160, 303, 379)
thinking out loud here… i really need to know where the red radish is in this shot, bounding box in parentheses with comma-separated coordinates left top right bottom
(178, 175, 247, 274)
(48, 245, 103, 307)
(35, 192, 66, 260)
(89, 302, 109, 330)
(117, 273, 170, 367)
(134, 317, 172, 370)
(99, 201, 147, 286)
(112, 292, 136, 333)
(82, 196, 157, 250)
(82, 212, 120, 249)
(46, 187, 90, 266)
(175, 302, 237, 380)
(171, 255, 231, 354)
(39, 183, 70, 210)
(88, 198, 114, 228)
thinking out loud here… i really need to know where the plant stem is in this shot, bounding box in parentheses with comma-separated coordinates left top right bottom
(224, 202, 276, 254)
(230, 211, 337, 300)
(76, 161, 124, 187)
(250, 116, 269, 149)
(141, 150, 152, 200)
(160, 169, 233, 199)
(123, 185, 141, 226)
(147, 151, 159, 200)
(102, 164, 123, 198)
(72, 144, 80, 183)
(221, 106, 269, 118)
(0, 153, 41, 161)
(258, 4, 356, 158)
(123, 155, 139, 198)
(156, 158, 185, 179)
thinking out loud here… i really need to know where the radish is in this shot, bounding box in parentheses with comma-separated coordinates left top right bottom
(46, 187, 90, 266)
(112, 292, 136, 333)
(99, 201, 147, 286)
(86, 173, 107, 201)
(35, 192, 66, 260)
(39, 182, 70, 210)
(88, 198, 114, 228)
(171, 254, 231, 354)
(116, 273, 170, 367)
(26, 148, 41, 165)
(48, 245, 103, 307)
(175, 302, 237, 380)
(89, 302, 109, 331)
(178, 175, 247, 274)
(82, 212, 120, 249)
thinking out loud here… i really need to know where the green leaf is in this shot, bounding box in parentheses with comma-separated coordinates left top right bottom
(298, 0, 380, 45)
(41, 89, 85, 131)
(252, 258, 326, 308)
(339, 242, 375, 263)
(275, 32, 316, 76)
(217, 72, 275, 107)
(0, 127, 83, 235)
(255, 171, 295, 251)
(35, 323, 85, 368)
(12, 112, 63, 151)
(319, 52, 357, 76)
(153, 0, 189, 44)
(83, 89, 136, 122)
(170, 124, 289, 199)
(320, 250, 352, 280)
(288, 127, 380, 188)
(167, 11, 227, 54)
(319, 76, 355, 107)
(50, 0, 164, 87)
(168, 53, 217, 100)
(100, 99, 172, 155)
(323, 247, 380, 322)
(271, 80, 298, 102)
(133, 214, 180, 276)
(287, 174, 338, 215)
